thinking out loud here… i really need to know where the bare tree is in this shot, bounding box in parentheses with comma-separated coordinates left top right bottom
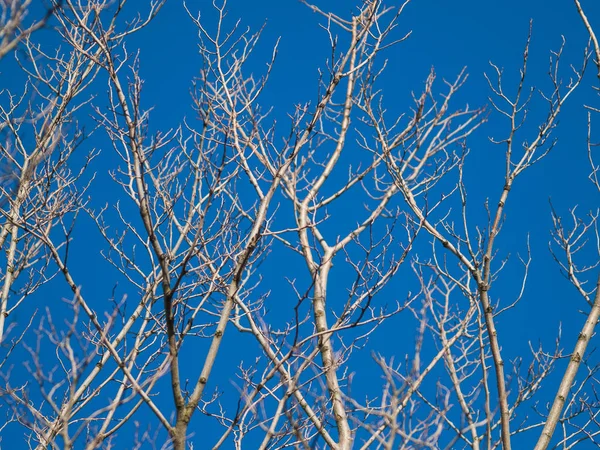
(0, 0, 599, 449)
(0, 0, 60, 60)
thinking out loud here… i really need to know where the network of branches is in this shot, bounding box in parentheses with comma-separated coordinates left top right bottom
(0, 1, 599, 449)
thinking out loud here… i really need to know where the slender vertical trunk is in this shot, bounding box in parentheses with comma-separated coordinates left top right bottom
(0, 223, 18, 343)
(479, 287, 511, 450)
(172, 418, 189, 450)
(0, 172, 30, 343)
(313, 259, 352, 450)
(534, 275, 600, 450)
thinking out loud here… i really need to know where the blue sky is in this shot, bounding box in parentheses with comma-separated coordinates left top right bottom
(3, 0, 600, 448)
